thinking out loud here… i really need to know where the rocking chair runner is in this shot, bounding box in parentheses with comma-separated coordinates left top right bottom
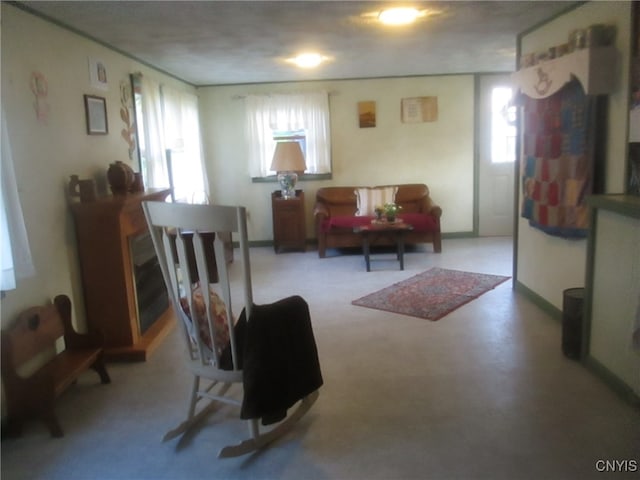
(142, 201, 322, 458)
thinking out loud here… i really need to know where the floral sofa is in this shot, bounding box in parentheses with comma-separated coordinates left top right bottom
(313, 184, 442, 258)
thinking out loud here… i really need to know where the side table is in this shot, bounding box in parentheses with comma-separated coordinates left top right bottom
(271, 190, 306, 253)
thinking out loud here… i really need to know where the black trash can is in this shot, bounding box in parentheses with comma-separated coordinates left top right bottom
(562, 287, 585, 359)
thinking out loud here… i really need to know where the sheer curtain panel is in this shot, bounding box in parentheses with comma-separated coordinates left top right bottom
(162, 87, 209, 203)
(139, 75, 168, 189)
(1, 109, 35, 290)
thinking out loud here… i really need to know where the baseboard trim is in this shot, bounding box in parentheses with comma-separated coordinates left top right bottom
(515, 282, 639, 408)
(514, 280, 562, 322)
(240, 234, 475, 249)
(246, 240, 273, 248)
(582, 355, 640, 407)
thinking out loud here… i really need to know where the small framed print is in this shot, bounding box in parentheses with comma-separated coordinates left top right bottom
(358, 101, 376, 128)
(401, 96, 438, 123)
(88, 57, 108, 90)
(84, 94, 108, 135)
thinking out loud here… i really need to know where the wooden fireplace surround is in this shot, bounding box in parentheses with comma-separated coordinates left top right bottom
(70, 188, 174, 361)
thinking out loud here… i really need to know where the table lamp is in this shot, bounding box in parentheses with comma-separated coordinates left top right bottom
(270, 141, 306, 199)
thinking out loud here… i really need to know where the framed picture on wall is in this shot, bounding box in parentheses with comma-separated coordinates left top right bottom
(401, 96, 438, 123)
(358, 101, 376, 128)
(84, 94, 108, 135)
(88, 57, 108, 90)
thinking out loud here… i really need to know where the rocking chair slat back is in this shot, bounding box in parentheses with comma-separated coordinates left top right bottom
(143, 202, 251, 370)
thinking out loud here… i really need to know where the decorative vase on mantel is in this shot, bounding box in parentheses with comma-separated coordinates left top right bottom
(107, 161, 134, 195)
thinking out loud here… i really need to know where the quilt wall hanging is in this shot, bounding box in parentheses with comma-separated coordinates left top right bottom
(521, 79, 603, 238)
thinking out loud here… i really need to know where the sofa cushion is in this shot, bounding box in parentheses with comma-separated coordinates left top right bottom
(321, 215, 374, 232)
(398, 213, 439, 232)
(354, 186, 397, 216)
(321, 213, 438, 234)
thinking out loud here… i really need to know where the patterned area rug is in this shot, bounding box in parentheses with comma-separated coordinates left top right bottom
(352, 267, 510, 321)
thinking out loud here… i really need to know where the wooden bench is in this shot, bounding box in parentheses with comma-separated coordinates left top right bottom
(1, 294, 111, 437)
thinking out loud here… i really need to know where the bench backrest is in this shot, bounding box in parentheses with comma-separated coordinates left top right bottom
(1, 302, 64, 370)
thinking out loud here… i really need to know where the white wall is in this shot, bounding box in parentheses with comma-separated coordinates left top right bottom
(198, 75, 475, 242)
(0, 4, 196, 326)
(516, 1, 632, 309)
(589, 208, 640, 395)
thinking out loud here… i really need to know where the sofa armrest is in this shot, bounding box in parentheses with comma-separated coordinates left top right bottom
(429, 205, 442, 219)
(313, 203, 329, 219)
(421, 193, 442, 219)
(314, 203, 329, 258)
(420, 195, 442, 218)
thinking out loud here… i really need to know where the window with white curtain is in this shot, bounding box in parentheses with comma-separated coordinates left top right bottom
(1, 109, 35, 291)
(245, 92, 331, 178)
(133, 74, 208, 203)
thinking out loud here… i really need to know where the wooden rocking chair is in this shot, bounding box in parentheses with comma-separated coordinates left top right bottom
(142, 201, 321, 458)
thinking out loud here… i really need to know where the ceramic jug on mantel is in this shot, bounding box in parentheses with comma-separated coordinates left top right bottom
(107, 161, 135, 195)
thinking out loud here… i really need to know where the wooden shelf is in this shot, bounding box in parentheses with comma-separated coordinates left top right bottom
(587, 194, 640, 219)
(512, 46, 617, 99)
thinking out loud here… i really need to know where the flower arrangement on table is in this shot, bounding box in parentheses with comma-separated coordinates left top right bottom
(374, 203, 403, 222)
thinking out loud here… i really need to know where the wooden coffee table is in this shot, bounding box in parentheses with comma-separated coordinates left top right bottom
(353, 221, 414, 271)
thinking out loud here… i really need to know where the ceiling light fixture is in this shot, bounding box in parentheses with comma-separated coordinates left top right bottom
(378, 7, 424, 26)
(287, 53, 328, 69)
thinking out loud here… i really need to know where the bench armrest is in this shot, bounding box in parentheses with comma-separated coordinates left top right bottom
(55, 295, 105, 350)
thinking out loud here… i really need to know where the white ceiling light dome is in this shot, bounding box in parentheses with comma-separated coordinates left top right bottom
(288, 53, 328, 69)
(378, 7, 424, 26)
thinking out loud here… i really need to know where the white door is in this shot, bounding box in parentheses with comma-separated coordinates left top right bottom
(478, 75, 516, 236)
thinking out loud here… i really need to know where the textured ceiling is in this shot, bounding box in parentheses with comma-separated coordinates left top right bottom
(19, 1, 576, 86)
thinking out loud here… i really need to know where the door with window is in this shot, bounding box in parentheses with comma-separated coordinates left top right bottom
(478, 74, 516, 236)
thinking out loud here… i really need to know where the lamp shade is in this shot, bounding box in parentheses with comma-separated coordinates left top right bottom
(270, 141, 306, 172)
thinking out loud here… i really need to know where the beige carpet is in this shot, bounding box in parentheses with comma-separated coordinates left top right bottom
(2, 238, 639, 480)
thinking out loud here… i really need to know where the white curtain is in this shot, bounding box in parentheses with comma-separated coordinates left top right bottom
(1, 109, 35, 290)
(162, 86, 208, 203)
(245, 92, 331, 177)
(246, 95, 275, 178)
(139, 75, 168, 189)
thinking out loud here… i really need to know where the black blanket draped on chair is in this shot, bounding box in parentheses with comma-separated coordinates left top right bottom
(221, 295, 323, 425)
